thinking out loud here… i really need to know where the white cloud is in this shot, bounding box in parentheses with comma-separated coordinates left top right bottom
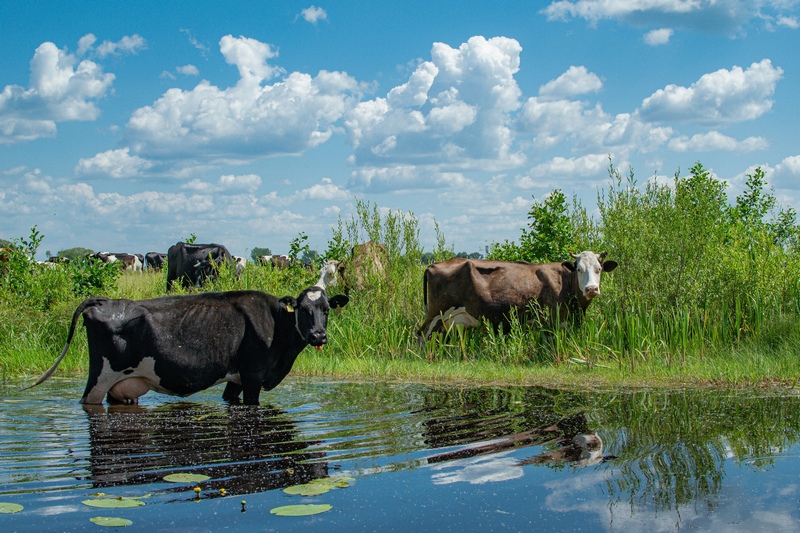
(515, 153, 610, 189)
(95, 34, 147, 58)
(668, 131, 768, 152)
(75, 148, 153, 178)
(769, 155, 800, 189)
(181, 173, 261, 194)
(344, 36, 524, 187)
(639, 59, 783, 125)
(644, 28, 674, 45)
(0, 40, 115, 144)
(301, 6, 328, 25)
(176, 64, 200, 76)
(541, 0, 797, 36)
(123, 35, 362, 163)
(297, 177, 349, 201)
(539, 66, 602, 99)
(776, 15, 799, 29)
(348, 165, 471, 193)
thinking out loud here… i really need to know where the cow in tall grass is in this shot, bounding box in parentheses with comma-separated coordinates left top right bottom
(418, 251, 618, 340)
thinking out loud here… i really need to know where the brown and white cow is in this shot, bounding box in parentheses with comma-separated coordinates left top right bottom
(417, 251, 617, 340)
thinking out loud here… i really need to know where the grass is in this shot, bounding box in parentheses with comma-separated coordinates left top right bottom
(4, 262, 800, 390)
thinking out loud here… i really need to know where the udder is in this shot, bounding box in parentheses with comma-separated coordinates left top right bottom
(108, 377, 152, 404)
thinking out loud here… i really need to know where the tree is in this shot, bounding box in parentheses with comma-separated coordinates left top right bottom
(488, 189, 575, 263)
(250, 247, 271, 262)
(58, 247, 94, 260)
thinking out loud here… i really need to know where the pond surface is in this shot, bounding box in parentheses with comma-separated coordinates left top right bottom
(2, 378, 800, 532)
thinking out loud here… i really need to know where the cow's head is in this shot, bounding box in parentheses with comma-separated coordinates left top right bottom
(280, 287, 349, 346)
(562, 251, 618, 300)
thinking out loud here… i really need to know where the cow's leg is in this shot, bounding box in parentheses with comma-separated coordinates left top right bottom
(81, 355, 110, 405)
(222, 382, 242, 404)
(240, 376, 262, 406)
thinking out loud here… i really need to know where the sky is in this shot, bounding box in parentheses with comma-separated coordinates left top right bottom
(2, 1, 799, 260)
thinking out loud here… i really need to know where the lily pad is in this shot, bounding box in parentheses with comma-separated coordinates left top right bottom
(0, 502, 24, 514)
(90, 517, 133, 527)
(283, 483, 331, 496)
(311, 476, 355, 488)
(82, 499, 145, 509)
(270, 503, 332, 517)
(163, 473, 211, 483)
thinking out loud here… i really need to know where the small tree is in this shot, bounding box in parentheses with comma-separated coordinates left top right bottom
(250, 247, 272, 262)
(488, 189, 576, 263)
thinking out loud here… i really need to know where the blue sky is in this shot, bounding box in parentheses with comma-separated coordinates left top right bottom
(2, 1, 799, 259)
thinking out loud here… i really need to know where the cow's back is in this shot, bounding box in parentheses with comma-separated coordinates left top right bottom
(421, 258, 573, 337)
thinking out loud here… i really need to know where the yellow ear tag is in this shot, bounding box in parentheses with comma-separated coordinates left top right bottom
(285, 303, 294, 313)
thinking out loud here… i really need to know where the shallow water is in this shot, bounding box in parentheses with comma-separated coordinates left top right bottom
(2, 378, 800, 532)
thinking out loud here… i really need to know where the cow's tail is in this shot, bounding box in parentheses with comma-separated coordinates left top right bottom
(24, 298, 96, 390)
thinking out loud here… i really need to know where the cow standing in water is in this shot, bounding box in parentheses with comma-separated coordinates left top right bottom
(418, 251, 617, 340)
(27, 286, 348, 405)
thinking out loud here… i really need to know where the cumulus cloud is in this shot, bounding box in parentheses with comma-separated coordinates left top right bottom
(344, 36, 524, 191)
(541, 0, 797, 36)
(348, 165, 470, 193)
(644, 28, 674, 45)
(776, 15, 799, 29)
(667, 131, 768, 152)
(515, 153, 610, 189)
(769, 155, 800, 189)
(0, 38, 115, 144)
(301, 6, 328, 25)
(639, 59, 783, 125)
(177, 64, 200, 76)
(95, 34, 147, 57)
(539, 66, 602, 99)
(76, 148, 154, 178)
(0, 167, 325, 257)
(520, 92, 672, 157)
(122, 35, 362, 163)
(182, 173, 262, 194)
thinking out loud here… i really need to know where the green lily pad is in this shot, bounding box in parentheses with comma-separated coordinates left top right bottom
(82, 499, 145, 509)
(0, 502, 24, 514)
(92, 494, 152, 501)
(163, 473, 211, 483)
(283, 483, 331, 496)
(311, 476, 355, 488)
(270, 503, 332, 516)
(90, 517, 133, 527)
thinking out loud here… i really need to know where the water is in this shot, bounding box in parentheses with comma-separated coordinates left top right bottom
(2, 378, 800, 532)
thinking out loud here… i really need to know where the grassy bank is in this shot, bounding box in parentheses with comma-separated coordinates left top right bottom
(4, 163, 800, 389)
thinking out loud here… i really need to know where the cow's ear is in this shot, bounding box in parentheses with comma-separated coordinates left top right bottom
(279, 296, 297, 313)
(329, 294, 349, 309)
(602, 260, 618, 272)
(562, 261, 576, 272)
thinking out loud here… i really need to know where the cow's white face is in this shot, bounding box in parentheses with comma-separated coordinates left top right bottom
(569, 251, 617, 299)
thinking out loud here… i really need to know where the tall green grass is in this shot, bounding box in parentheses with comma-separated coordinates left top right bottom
(3, 161, 800, 386)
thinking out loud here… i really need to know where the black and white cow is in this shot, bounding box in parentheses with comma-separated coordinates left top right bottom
(26, 286, 349, 405)
(144, 252, 167, 270)
(91, 252, 143, 272)
(166, 242, 233, 291)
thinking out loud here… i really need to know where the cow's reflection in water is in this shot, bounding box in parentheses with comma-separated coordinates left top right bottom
(83, 402, 327, 495)
(426, 413, 610, 485)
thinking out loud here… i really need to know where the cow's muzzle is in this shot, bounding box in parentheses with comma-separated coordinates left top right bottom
(584, 285, 600, 298)
(307, 332, 328, 346)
